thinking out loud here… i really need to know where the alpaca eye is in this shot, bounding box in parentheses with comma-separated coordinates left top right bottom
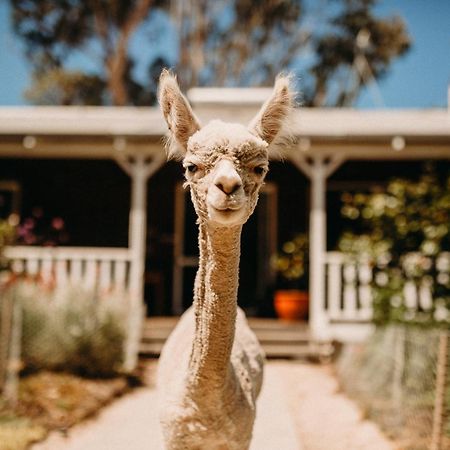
(253, 166, 266, 176)
(186, 164, 198, 174)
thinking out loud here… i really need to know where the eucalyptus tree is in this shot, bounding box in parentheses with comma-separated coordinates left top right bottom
(10, 0, 410, 106)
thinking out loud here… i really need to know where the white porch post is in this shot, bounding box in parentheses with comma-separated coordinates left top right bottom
(115, 153, 165, 302)
(290, 152, 345, 340)
(129, 157, 148, 301)
(115, 152, 165, 371)
(309, 157, 328, 340)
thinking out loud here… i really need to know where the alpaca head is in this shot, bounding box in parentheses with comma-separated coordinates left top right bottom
(158, 70, 296, 227)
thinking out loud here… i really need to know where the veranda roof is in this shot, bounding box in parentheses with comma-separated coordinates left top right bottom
(0, 104, 449, 160)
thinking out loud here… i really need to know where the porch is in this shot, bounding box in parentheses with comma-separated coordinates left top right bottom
(5, 245, 444, 353)
(1, 103, 450, 344)
(139, 316, 320, 359)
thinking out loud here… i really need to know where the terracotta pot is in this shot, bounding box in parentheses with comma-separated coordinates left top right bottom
(274, 290, 309, 321)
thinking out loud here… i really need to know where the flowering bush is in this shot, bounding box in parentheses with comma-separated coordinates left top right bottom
(17, 207, 69, 246)
(338, 167, 450, 325)
(272, 233, 308, 289)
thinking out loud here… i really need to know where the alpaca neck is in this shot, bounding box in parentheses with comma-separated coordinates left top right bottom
(188, 223, 242, 390)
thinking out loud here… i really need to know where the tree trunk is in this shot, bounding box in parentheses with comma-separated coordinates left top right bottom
(104, 0, 154, 105)
(107, 38, 129, 106)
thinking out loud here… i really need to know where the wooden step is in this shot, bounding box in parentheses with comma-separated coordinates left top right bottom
(139, 317, 332, 359)
(139, 342, 321, 359)
(141, 327, 311, 343)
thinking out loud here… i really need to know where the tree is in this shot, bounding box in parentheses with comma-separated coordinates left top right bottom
(172, 0, 306, 88)
(10, 0, 410, 106)
(308, 0, 411, 106)
(11, 0, 167, 105)
(173, 0, 410, 106)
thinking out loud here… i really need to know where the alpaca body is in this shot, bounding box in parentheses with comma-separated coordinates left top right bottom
(158, 223, 264, 449)
(157, 70, 295, 449)
(158, 307, 263, 449)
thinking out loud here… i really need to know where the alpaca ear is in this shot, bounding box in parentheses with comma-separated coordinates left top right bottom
(248, 73, 296, 146)
(158, 69, 201, 159)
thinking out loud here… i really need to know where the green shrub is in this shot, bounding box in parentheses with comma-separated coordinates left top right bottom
(338, 167, 450, 326)
(272, 233, 309, 289)
(0, 219, 15, 273)
(16, 282, 130, 377)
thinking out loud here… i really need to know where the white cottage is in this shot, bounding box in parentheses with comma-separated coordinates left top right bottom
(0, 90, 449, 343)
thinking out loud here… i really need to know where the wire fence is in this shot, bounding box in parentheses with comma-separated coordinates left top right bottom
(0, 283, 20, 407)
(0, 278, 144, 406)
(336, 325, 449, 450)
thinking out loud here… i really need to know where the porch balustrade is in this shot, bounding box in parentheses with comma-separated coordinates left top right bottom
(323, 251, 450, 341)
(3, 246, 449, 343)
(3, 246, 132, 293)
(325, 252, 374, 323)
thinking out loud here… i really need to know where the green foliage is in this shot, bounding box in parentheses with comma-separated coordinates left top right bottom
(10, 0, 164, 106)
(310, 0, 410, 105)
(25, 69, 106, 105)
(0, 221, 15, 249)
(16, 283, 128, 377)
(272, 233, 308, 288)
(0, 219, 15, 272)
(338, 167, 450, 325)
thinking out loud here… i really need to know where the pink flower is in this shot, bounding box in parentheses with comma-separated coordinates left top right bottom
(52, 217, 64, 230)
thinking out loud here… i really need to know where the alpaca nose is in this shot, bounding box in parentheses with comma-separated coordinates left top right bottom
(213, 160, 242, 195)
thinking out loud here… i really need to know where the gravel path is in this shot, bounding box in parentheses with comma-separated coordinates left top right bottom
(32, 361, 396, 450)
(275, 361, 395, 450)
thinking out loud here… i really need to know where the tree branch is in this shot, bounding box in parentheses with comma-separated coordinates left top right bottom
(106, 0, 153, 105)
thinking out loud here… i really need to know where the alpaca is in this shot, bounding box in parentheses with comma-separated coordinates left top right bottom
(157, 70, 296, 450)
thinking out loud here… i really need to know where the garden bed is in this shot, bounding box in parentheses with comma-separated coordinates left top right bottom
(0, 371, 131, 450)
(336, 325, 450, 450)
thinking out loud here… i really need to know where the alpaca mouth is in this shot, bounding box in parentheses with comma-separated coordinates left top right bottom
(209, 204, 246, 224)
(212, 205, 242, 213)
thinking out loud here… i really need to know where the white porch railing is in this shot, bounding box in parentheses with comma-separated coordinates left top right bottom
(323, 252, 375, 341)
(4, 246, 132, 293)
(2, 245, 144, 372)
(323, 251, 450, 342)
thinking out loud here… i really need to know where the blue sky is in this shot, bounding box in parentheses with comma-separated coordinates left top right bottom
(0, 0, 449, 108)
(358, 0, 450, 108)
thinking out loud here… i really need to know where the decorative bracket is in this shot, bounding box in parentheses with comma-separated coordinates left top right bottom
(289, 152, 346, 180)
(115, 153, 166, 180)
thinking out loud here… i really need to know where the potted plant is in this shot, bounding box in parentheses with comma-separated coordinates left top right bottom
(271, 233, 309, 321)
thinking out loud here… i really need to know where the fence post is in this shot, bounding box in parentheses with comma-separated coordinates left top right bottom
(0, 286, 14, 393)
(430, 331, 449, 450)
(3, 293, 22, 408)
(391, 325, 406, 419)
